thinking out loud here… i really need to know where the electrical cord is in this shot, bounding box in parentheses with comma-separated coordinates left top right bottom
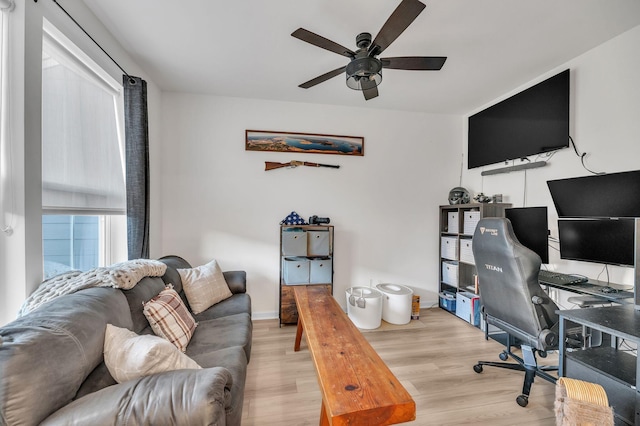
(569, 136, 605, 175)
(596, 264, 610, 284)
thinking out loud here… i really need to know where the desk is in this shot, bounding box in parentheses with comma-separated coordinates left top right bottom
(540, 277, 634, 305)
(558, 305, 640, 425)
(293, 285, 416, 426)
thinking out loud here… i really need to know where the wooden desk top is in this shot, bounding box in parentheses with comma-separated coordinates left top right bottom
(293, 285, 416, 426)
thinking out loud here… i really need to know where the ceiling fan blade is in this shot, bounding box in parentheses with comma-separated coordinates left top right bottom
(299, 66, 346, 89)
(369, 0, 426, 56)
(292, 28, 355, 58)
(361, 79, 379, 101)
(381, 56, 447, 70)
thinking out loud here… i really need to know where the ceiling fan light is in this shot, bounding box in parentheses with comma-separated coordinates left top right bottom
(346, 57, 382, 90)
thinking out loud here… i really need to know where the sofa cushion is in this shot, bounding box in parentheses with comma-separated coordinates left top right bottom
(186, 313, 252, 363)
(178, 260, 233, 314)
(0, 288, 132, 426)
(104, 324, 201, 383)
(122, 276, 167, 333)
(158, 254, 191, 293)
(194, 293, 252, 321)
(142, 286, 197, 352)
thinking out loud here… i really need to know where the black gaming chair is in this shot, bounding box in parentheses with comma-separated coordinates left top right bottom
(471, 217, 560, 407)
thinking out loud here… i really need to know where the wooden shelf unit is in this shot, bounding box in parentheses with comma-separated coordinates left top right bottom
(279, 224, 334, 326)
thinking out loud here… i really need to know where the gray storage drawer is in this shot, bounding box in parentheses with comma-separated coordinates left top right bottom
(309, 258, 332, 284)
(282, 230, 308, 256)
(282, 257, 310, 285)
(308, 230, 330, 256)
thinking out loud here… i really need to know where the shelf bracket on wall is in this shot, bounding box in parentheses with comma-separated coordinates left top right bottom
(481, 161, 547, 176)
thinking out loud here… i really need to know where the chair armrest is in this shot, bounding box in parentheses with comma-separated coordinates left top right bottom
(223, 271, 247, 294)
(40, 367, 232, 425)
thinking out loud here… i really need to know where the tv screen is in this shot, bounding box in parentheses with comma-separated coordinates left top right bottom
(505, 207, 549, 264)
(558, 218, 636, 267)
(547, 170, 640, 218)
(468, 69, 570, 169)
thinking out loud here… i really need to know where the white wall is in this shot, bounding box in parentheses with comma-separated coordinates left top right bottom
(462, 25, 640, 290)
(160, 95, 462, 318)
(0, 1, 162, 326)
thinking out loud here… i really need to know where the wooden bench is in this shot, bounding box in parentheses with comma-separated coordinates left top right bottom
(293, 285, 416, 425)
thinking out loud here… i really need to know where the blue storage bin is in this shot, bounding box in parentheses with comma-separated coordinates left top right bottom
(439, 292, 456, 313)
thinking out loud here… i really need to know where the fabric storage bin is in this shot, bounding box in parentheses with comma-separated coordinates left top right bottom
(309, 257, 332, 283)
(441, 261, 459, 287)
(282, 257, 310, 284)
(440, 236, 458, 261)
(456, 291, 480, 326)
(439, 292, 456, 313)
(281, 229, 308, 256)
(459, 239, 475, 264)
(463, 210, 481, 235)
(308, 229, 330, 256)
(447, 211, 459, 233)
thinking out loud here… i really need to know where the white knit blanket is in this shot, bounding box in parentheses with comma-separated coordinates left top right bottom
(18, 259, 167, 317)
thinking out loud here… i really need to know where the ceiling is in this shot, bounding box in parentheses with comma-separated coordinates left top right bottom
(81, 0, 640, 115)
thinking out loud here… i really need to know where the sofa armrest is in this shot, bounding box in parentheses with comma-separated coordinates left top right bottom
(40, 367, 233, 426)
(223, 271, 247, 294)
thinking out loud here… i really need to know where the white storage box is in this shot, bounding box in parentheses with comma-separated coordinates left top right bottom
(308, 230, 330, 256)
(447, 211, 459, 234)
(281, 230, 308, 256)
(282, 257, 310, 285)
(441, 261, 459, 287)
(309, 258, 332, 283)
(459, 239, 475, 265)
(440, 236, 458, 261)
(463, 210, 481, 235)
(456, 291, 480, 326)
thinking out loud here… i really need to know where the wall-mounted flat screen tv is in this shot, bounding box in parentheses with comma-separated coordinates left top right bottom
(558, 218, 636, 267)
(547, 170, 640, 218)
(505, 207, 549, 264)
(468, 69, 570, 169)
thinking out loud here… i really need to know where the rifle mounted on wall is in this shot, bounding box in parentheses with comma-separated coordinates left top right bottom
(265, 160, 340, 171)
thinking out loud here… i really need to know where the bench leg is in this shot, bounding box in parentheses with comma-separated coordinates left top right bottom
(320, 400, 330, 426)
(294, 317, 304, 352)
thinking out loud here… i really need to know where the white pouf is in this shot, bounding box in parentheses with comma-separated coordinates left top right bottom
(345, 287, 383, 329)
(375, 283, 414, 325)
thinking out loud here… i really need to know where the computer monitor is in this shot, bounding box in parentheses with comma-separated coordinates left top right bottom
(547, 170, 640, 218)
(558, 218, 636, 267)
(505, 207, 549, 264)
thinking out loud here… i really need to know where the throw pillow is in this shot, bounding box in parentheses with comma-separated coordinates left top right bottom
(142, 285, 197, 352)
(178, 259, 233, 314)
(103, 324, 201, 383)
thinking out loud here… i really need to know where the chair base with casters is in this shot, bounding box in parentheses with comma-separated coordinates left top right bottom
(473, 333, 558, 407)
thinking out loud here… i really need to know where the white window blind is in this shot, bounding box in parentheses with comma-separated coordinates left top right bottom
(41, 23, 125, 215)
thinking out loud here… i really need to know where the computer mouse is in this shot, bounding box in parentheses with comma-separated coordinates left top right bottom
(600, 286, 618, 294)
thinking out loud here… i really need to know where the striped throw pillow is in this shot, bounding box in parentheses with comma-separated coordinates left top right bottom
(143, 285, 197, 352)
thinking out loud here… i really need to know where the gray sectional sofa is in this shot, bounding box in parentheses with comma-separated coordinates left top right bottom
(0, 255, 252, 426)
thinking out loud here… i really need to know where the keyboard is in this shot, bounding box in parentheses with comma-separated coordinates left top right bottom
(538, 270, 589, 286)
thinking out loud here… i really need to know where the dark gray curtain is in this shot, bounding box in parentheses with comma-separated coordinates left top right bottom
(123, 76, 150, 259)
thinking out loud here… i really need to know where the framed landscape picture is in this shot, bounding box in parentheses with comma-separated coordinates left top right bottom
(245, 130, 364, 156)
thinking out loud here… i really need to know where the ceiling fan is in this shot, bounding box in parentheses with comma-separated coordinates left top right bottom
(291, 0, 447, 101)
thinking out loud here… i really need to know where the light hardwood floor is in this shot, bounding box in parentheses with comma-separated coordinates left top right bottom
(242, 307, 557, 425)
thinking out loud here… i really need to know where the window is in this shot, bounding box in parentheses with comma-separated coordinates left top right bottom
(1, 1, 15, 236)
(41, 21, 126, 278)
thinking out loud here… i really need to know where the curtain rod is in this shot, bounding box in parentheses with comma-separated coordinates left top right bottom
(36, 0, 136, 84)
